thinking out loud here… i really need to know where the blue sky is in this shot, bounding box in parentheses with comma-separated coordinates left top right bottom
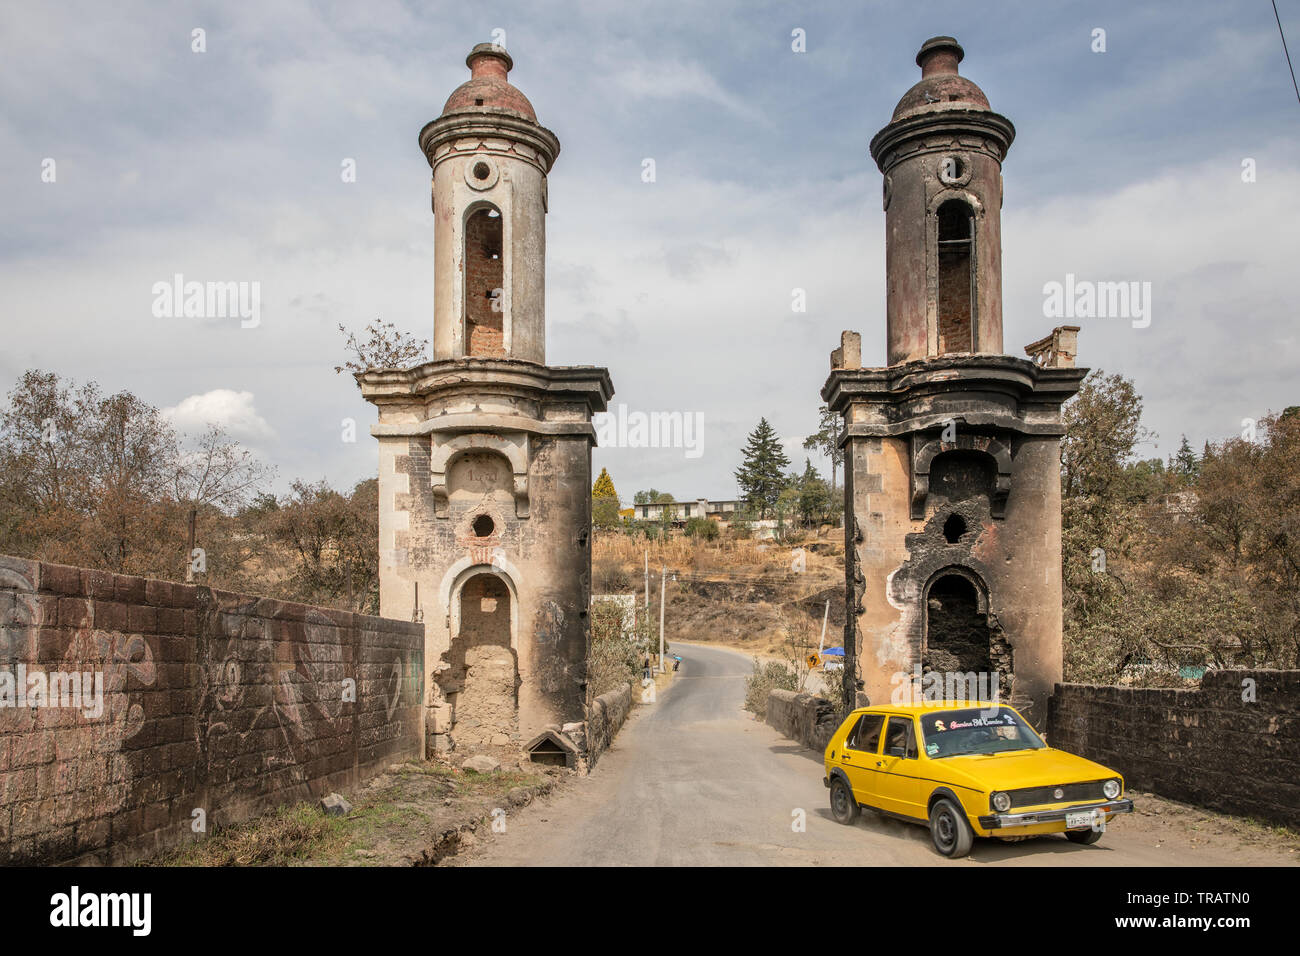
(1, 0, 1297, 502)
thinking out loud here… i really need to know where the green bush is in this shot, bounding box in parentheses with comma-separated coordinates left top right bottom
(684, 516, 719, 540)
(743, 658, 798, 715)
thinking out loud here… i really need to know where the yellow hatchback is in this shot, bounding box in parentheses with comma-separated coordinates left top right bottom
(824, 702, 1133, 857)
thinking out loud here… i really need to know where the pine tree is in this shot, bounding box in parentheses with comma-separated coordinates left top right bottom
(735, 417, 791, 519)
(592, 467, 618, 501)
(802, 405, 844, 493)
(591, 467, 620, 529)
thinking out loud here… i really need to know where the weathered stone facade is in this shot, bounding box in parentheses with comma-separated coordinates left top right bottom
(358, 46, 612, 756)
(823, 37, 1085, 727)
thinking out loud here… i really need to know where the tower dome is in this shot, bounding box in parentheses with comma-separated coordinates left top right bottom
(441, 43, 538, 121)
(890, 37, 991, 121)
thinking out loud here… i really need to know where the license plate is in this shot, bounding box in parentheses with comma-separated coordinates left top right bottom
(1066, 810, 1097, 828)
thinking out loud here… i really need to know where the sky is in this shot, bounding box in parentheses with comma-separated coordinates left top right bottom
(1, 0, 1297, 503)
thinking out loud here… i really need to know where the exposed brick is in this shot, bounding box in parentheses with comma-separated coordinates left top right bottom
(80, 569, 114, 601)
(94, 598, 131, 631)
(127, 605, 157, 633)
(40, 563, 84, 595)
(57, 597, 92, 628)
(113, 574, 147, 604)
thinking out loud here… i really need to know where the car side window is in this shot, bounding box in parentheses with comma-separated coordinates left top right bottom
(884, 716, 917, 759)
(848, 714, 885, 753)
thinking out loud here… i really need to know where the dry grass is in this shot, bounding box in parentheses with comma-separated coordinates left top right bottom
(144, 761, 554, 867)
(592, 529, 845, 658)
(146, 802, 349, 867)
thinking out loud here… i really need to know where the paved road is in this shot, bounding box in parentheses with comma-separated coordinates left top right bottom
(465, 643, 1293, 866)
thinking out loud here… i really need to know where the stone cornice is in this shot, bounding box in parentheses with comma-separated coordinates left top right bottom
(821, 354, 1086, 441)
(356, 358, 613, 414)
(418, 112, 561, 173)
(870, 109, 1016, 173)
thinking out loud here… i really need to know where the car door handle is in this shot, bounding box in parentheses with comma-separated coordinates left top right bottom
(876, 761, 882, 767)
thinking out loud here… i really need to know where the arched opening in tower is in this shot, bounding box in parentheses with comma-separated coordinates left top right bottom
(464, 205, 505, 357)
(936, 199, 974, 354)
(448, 572, 517, 745)
(923, 572, 1012, 700)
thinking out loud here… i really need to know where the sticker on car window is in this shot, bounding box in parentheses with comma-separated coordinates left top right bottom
(926, 743, 939, 756)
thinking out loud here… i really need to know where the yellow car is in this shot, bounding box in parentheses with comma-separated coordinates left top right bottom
(823, 702, 1133, 857)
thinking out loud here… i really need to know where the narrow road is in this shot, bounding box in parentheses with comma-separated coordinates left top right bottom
(464, 643, 1296, 866)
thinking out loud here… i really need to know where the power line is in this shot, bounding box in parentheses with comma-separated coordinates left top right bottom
(1274, 0, 1300, 106)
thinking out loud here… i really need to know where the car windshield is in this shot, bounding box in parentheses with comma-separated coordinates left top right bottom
(920, 706, 1045, 758)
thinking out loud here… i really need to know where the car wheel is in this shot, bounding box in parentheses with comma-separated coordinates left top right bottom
(1066, 827, 1103, 845)
(829, 777, 860, 825)
(929, 798, 974, 858)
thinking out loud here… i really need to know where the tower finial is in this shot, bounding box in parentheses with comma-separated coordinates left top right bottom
(466, 42, 513, 78)
(916, 36, 964, 77)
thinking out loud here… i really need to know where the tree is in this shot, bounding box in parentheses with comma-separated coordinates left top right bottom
(802, 405, 844, 493)
(796, 458, 831, 526)
(264, 478, 380, 612)
(173, 423, 276, 512)
(591, 467, 621, 529)
(735, 417, 790, 519)
(1170, 434, 1199, 482)
(633, 489, 674, 505)
(335, 321, 429, 381)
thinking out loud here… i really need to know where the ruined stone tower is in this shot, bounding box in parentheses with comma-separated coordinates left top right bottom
(822, 37, 1086, 726)
(358, 44, 612, 756)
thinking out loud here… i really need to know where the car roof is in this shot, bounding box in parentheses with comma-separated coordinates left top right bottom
(850, 702, 1006, 716)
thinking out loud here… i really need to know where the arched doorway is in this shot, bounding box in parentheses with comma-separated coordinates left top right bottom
(923, 571, 1013, 701)
(449, 571, 518, 747)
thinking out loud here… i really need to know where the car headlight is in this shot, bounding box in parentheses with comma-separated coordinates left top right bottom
(1103, 779, 1121, 800)
(991, 791, 1011, 812)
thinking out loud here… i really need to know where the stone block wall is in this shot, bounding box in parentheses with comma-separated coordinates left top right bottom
(765, 689, 843, 753)
(0, 556, 424, 865)
(586, 682, 631, 764)
(1047, 670, 1300, 830)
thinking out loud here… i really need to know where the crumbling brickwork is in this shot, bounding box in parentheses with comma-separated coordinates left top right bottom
(0, 555, 423, 865)
(1048, 671, 1300, 830)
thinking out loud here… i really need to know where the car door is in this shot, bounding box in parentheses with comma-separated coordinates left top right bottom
(875, 715, 925, 819)
(839, 712, 886, 808)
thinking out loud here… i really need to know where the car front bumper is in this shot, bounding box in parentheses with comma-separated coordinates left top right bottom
(978, 798, 1134, 830)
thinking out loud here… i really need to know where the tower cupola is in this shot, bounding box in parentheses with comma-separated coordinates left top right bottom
(870, 36, 1015, 365)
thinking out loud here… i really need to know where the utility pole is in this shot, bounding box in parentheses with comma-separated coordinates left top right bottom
(185, 507, 197, 583)
(658, 565, 666, 673)
(644, 550, 649, 613)
(818, 599, 830, 654)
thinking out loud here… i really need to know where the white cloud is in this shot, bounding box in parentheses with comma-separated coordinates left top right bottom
(164, 390, 276, 442)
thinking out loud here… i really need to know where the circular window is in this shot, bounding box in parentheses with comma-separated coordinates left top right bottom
(464, 157, 498, 190)
(472, 514, 495, 538)
(938, 155, 970, 186)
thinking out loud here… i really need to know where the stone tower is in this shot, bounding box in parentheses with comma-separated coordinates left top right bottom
(822, 37, 1086, 726)
(358, 44, 612, 757)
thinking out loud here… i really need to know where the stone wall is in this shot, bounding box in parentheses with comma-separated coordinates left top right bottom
(0, 556, 424, 865)
(586, 682, 632, 764)
(1048, 671, 1300, 830)
(766, 689, 842, 753)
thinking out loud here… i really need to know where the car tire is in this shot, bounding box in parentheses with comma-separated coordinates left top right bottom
(1066, 827, 1103, 845)
(929, 797, 974, 858)
(829, 777, 860, 825)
